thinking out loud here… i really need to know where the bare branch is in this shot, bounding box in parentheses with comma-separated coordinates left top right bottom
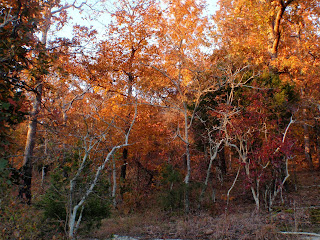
(226, 166, 241, 208)
(51, 1, 87, 14)
(274, 116, 295, 153)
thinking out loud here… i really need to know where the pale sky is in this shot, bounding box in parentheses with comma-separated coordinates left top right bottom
(53, 0, 219, 41)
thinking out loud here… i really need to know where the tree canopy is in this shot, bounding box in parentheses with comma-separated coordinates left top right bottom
(1, 0, 320, 239)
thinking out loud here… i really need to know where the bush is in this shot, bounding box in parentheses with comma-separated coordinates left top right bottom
(158, 164, 184, 211)
(37, 167, 112, 236)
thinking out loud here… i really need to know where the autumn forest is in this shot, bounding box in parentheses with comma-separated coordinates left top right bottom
(1, 0, 320, 239)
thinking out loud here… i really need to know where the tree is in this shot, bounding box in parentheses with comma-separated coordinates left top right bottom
(223, 71, 296, 211)
(34, 61, 138, 238)
(67, 98, 137, 239)
(19, 0, 87, 204)
(140, 0, 215, 212)
(214, 0, 320, 169)
(0, 0, 42, 203)
(95, 0, 175, 206)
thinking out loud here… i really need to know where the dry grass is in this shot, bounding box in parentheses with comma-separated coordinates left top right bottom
(92, 210, 300, 239)
(90, 170, 320, 240)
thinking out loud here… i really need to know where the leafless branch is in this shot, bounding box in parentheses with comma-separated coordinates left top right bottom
(226, 165, 241, 209)
(51, 0, 87, 15)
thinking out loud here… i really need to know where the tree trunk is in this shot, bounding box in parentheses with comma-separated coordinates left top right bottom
(303, 123, 313, 169)
(112, 154, 117, 207)
(216, 146, 227, 184)
(183, 106, 191, 214)
(19, 2, 52, 203)
(268, 0, 295, 60)
(269, 4, 285, 60)
(314, 119, 320, 169)
(198, 140, 223, 207)
(303, 108, 314, 169)
(19, 82, 42, 204)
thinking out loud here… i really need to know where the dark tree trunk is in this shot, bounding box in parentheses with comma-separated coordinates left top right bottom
(218, 146, 227, 176)
(315, 119, 320, 170)
(215, 146, 227, 184)
(303, 108, 314, 169)
(120, 161, 127, 180)
(121, 148, 128, 180)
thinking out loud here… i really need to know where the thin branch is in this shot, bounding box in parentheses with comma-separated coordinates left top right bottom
(51, 1, 87, 14)
(226, 165, 241, 208)
(62, 86, 92, 114)
(274, 116, 295, 153)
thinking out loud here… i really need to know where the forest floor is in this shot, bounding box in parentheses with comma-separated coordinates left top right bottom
(89, 170, 320, 240)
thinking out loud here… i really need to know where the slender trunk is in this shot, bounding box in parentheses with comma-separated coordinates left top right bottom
(20, 82, 42, 204)
(20, 3, 51, 203)
(217, 147, 227, 184)
(68, 204, 79, 239)
(303, 108, 313, 169)
(245, 163, 260, 210)
(112, 155, 117, 207)
(68, 151, 89, 239)
(121, 71, 133, 186)
(198, 157, 213, 206)
(198, 146, 211, 207)
(314, 119, 320, 170)
(41, 131, 48, 187)
(226, 166, 241, 210)
(218, 146, 227, 175)
(303, 123, 313, 169)
(198, 140, 223, 207)
(41, 166, 45, 187)
(183, 104, 191, 213)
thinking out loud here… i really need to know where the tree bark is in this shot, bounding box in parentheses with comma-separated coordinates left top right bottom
(112, 154, 117, 207)
(19, 82, 42, 204)
(303, 108, 314, 169)
(183, 103, 191, 213)
(303, 123, 313, 169)
(216, 146, 227, 184)
(268, 0, 295, 60)
(19, 1, 52, 203)
(315, 119, 320, 170)
(269, 4, 285, 60)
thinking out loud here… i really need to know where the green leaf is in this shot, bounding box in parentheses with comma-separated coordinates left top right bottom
(0, 158, 8, 170)
(1, 102, 10, 110)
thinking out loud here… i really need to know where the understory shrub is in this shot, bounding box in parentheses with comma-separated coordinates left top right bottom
(37, 167, 112, 236)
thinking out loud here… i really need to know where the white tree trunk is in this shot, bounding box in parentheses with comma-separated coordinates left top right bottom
(68, 104, 137, 239)
(199, 140, 223, 206)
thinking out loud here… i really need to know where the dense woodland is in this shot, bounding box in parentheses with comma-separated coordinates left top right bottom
(1, 0, 320, 239)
